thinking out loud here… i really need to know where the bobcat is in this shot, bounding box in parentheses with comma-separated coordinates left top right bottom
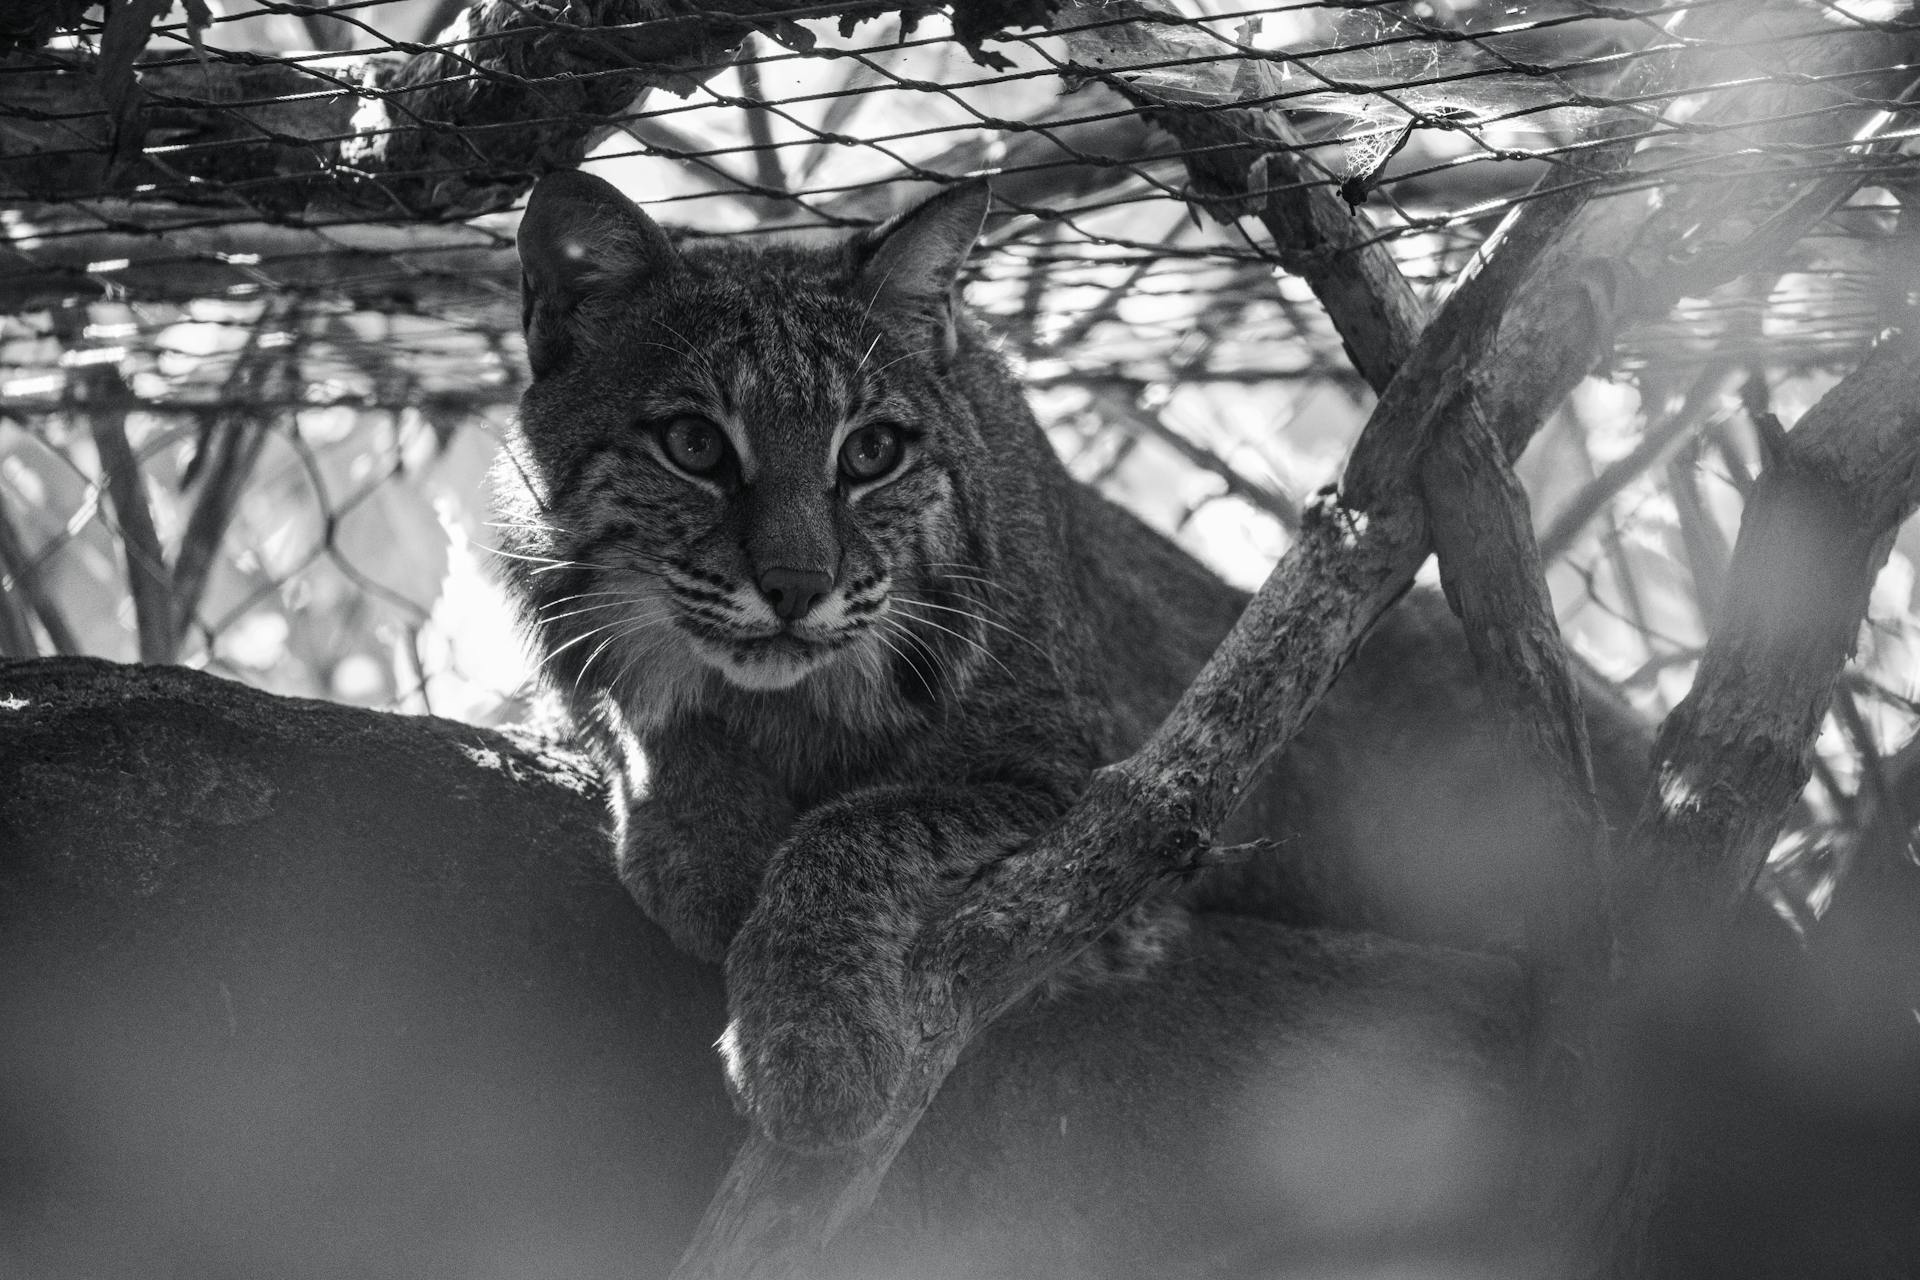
(495, 172, 1645, 1152)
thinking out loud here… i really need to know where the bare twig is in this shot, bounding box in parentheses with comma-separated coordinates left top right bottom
(1086, 383, 1299, 529)
(170, 309, 295, 648)
(0, 542, 34, 656)
(0, 488, 77, 654)
(78, 365, 174, 665)
(1664, 438, 1733, 628)
(1537, 364, 1737, 563)
(737, 44, 792, 212)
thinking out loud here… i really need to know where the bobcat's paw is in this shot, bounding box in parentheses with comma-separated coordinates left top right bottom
(614, 846, 752, 965)
(718, 999, 907, 1152)
(721, 904, 913, 1151)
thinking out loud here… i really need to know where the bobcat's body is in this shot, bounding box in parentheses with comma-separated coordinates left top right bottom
(495, 173, 1646, 1151)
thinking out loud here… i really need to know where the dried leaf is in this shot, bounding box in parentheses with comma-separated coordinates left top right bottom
(179, 0, 211, 66)
(96, 0, 174, 159)
(757, 18, 816, 53)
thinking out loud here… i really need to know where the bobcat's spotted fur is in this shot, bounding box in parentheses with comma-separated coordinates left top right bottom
(497, 174, 1248, 1148)
(495, 172, 1647, 1152)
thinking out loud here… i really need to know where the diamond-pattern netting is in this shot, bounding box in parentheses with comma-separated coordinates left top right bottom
(1, 2, 1916, 902)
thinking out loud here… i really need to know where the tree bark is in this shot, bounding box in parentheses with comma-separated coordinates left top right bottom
(1623, 334, 1920, 937)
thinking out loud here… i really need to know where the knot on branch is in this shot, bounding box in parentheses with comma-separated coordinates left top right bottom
(1084, 759, 1213, 875)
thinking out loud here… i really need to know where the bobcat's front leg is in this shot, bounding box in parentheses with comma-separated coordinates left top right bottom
(614, 722, 795, 964)
(722, 780, 1062, 1152)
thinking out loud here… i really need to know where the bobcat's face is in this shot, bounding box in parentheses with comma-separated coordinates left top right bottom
(499, 178, 996, 730)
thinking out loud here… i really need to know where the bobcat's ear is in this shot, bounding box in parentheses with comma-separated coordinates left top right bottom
(854, 180, 990, 362)
(517, 171, 676, 378)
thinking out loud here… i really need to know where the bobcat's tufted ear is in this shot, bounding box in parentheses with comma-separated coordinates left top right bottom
(854, 180, 990, 362)
(517, 171, 676, 378)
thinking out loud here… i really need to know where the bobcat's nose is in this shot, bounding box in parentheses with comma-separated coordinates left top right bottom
(758, 567, 834, 622)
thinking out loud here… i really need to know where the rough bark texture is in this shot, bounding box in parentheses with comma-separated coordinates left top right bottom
(0, 656, 1546, 1280)
(1130, 62, 1615, 980)
(1624, 336, 1920, 935)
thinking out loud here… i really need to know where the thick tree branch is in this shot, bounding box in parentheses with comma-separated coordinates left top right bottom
(1623, 334, 1920, 935)
(1094, 0, 1617, 977)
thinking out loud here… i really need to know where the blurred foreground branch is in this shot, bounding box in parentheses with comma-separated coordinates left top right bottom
(1624, 334, 1920, 934)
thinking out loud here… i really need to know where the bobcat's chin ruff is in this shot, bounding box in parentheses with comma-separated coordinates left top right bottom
(692, 631, 827, 691)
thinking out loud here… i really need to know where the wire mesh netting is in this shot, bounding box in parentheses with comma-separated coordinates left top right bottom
(2, 0, 1917, 909)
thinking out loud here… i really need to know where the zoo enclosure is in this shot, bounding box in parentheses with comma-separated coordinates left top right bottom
(2, 0, 1918, 914)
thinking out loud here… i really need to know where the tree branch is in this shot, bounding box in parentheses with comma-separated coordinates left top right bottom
(77, 362, 174, 664)
(1623, 333, 1920, 935)
(1099, 0, 1618, 978)
(0, 484, 79, 655)
(1085, 383, 1300, 530)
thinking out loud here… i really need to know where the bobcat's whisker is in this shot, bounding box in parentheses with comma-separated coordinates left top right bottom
(539, 599, 649, 625)
(539, 610, 671, 672)
(646, 322, 724, 389)
(887, 601, 1012, 680)
(867, 623, 940, 700)
(877, 614, 955, 695)
(491, 532, 677, 578)
(480, 545, 591, 571)
(915, 574, 1030, 629)
(867, 344, 940, 379)
(573, 615, 673, 700)
(925, 562, 1010, 595)
(538, 590, 646, 611)
(487, 518, 570, 536)
(854, 332, 883, 376)
(895, 594, 1047, 661)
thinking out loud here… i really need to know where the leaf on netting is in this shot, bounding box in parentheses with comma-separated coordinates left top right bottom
(950, 0, 1058, 69)
(96, 0, 175, 159)
(1061, 0, 1635, 143)
(841, 0, 928, 38)
(756, 18, 817, 53)
(179, 0, 211, 66)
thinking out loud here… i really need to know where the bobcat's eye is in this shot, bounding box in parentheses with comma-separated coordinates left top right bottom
(660, 415, 727, 476)
(839, 423, 903, 483)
